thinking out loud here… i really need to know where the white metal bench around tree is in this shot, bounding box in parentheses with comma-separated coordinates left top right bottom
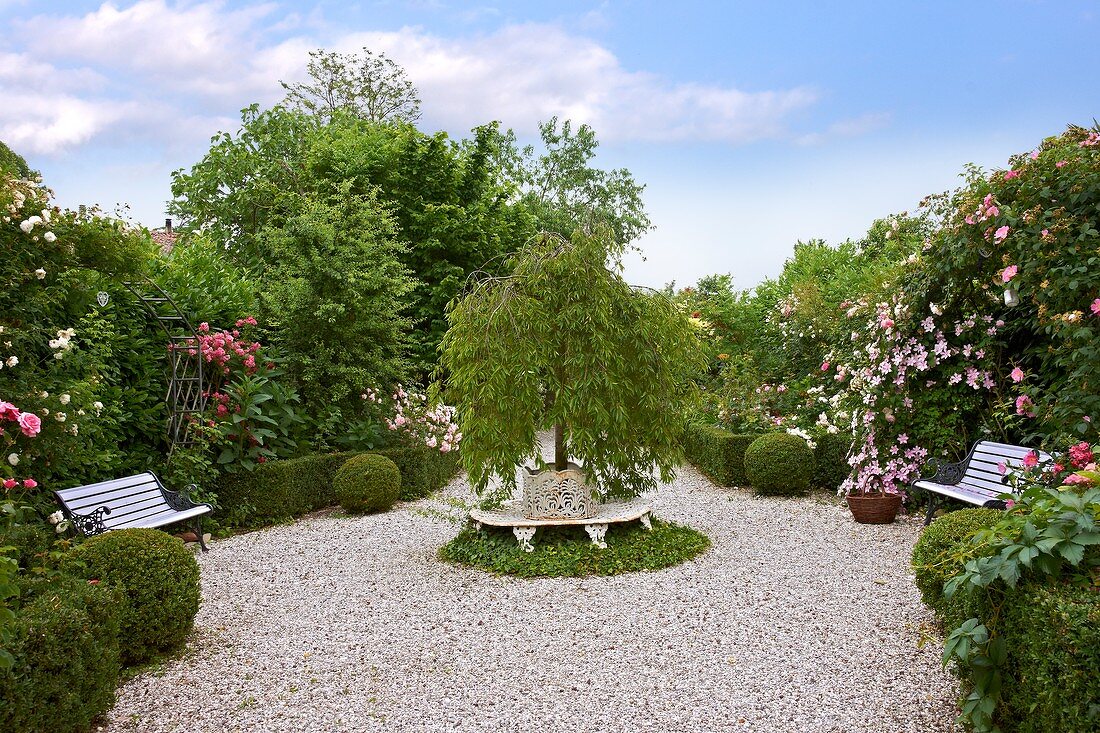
(54, 472, 213, 551)
(912, 440, 1052, 526)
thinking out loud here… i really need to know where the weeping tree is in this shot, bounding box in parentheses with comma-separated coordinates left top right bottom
(439, 227, 704, 503)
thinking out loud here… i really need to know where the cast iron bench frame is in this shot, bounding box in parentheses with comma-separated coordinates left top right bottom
(54, 472, 213, 551)
(912, 440, 1051, 525)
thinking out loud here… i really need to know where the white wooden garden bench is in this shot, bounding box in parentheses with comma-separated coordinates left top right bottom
(912, 440, 1052, 525)
(54, 472, 213, 551)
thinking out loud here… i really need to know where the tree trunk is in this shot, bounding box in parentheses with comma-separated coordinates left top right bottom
(554, 422, 567, 470)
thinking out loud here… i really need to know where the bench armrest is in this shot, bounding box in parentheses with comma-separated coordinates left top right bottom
(64, 505, 112, 536)
(919, 457, 966, 486)
(162, 484, 203, 511)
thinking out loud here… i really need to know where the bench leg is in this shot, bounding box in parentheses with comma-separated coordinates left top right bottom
(195, 517, 209, 552)
(924, 494, 940, 526)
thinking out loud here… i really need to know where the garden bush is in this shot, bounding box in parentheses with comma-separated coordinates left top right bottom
(682, 423, 758, 487)
(0, 522, 53, 570)
(61, 528, 200, 664)
(334, 453, 402, 513)
(0, 576, 124, 733)
(371, 445, 460, 500)
(997, 582, 1100, 733)
(217, 457, 312, 524)
(910, 508, 1002, 616)
(743, 432, 814, 496)
(811, 430, 851, 492)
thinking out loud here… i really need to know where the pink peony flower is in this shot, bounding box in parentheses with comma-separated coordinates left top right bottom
(1010, 367, 1024, 383)
(16, 411, 41, 437)
(994, 226, 1011, 243)
(1001, 264, 1018, 283)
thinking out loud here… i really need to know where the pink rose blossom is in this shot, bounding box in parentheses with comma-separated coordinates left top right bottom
(2, 479, 16, 489)
(0, 402, 18, 420)
(1091, 298, 1100, 316)
(22, 478, 36, 489)
(1005, 499, 1015, 509)
(1010, 367, 1024, 383)
(1029, 150, 1040, 160)
(994, 226, 1010, 243)
(1023, 451, 1039, 468)
(1056, 160, 1067, 168)
(1063, 473, 1093, 485)
(1004, 169, 1020, 180)
(820, 361, 830, 371)
(16, 411, 41, 437)
(1001, 264, 1018, 283)
(997, 462, 1007, 475)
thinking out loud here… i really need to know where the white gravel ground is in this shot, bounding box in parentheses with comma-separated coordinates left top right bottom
(102, 459, 962, 733)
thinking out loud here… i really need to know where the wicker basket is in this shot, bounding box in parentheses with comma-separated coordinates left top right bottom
(846, 492, 903, 524)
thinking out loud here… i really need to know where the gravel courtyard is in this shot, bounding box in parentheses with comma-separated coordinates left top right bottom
(103, 463, 962, 733)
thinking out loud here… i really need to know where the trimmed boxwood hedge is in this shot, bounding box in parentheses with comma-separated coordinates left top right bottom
(682, 424, 759, 487)
(334, 453, 402, 513)
(216, 445, 462, 527)
(0, 577, 124, 733)
(744, 432, 815, 496)
(997, 582, 1100, 732)
(61, 528, 200, 664)
(811, 430, 851, 492)
(911, 508, 1002, 618)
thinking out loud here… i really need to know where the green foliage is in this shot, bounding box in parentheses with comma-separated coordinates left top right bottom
(911, 508, 1002, 613)
(152, 235, 256, 329)
(370, 445, 460, 500)
(281, 47, 421, 124)
(441, 229, 705, 502)
(997, 583, 1100, 732)
(495, 117, 651, 247)
(0, 140, 31, 178)
(257, 186, 415, 407)
(216, 456, 316, 524)
(333, 453, 401, 513)
(811, 430, 852, 492)
(681, 423, 759, 487)
(61, 529, 200, 664)
(171, 105, 533, 374)
(440, 518, 709, 577)
(743, 433, 815, 496)
(941, 476, 1100, 733)
(0, 576, 123, 733)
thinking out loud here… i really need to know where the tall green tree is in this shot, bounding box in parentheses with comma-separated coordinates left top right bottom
(281, 47, 422, 124)
(170, 107, 533, 374)
(257, 184, 415, 406)
(440, 228, 704, 502)
(495, 117, 652, 247)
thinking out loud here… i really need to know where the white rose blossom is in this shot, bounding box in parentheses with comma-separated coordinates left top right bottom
(7, 453, 18, 466)
(59, 393, 70, 405)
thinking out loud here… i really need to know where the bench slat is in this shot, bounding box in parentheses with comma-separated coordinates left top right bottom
(958, 474, 1013, 495)
(914, 480, 997, 506)
(56, 471, 159, 499)
(100, 497, 178, 528)
(64, 484, 162, 513)
(128, 505, 210, 529)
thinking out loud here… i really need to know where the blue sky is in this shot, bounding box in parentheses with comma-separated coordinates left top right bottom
(2, 0, 1098, 289)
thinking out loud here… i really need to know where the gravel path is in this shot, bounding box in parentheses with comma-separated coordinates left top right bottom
(103, 458, 961, 733)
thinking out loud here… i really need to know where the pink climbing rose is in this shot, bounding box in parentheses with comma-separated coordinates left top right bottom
(1004, 169, 1020, 180)
(22, 478, 36, 489)
(1002, 264, 1018, 283)
(1010, 367, 1024, 383)
(1091, 298, 1100, 316)
(16, 411, 41, 437)
(994, 226, 1010, 243)
(1023, 451, 1039, 468)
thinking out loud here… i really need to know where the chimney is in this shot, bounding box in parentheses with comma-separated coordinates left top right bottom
(165, 218, 173, 232)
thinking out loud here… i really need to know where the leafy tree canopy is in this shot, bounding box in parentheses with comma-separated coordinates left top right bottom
(440, 227, 704, 503)
(281, 47, 421, 124)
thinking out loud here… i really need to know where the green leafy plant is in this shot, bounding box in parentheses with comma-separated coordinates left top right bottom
(743, 432, 815, 496)
(911, 508, 1001, 613)
(681, 424, 760, 487)
(440, 228, 704, 502)
(61, 528, 200, 664)
(439, 518, 709, 577)
(334, 453, 402, 513)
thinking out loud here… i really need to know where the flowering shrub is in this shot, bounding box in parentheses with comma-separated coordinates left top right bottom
(365, 385, 461, 454)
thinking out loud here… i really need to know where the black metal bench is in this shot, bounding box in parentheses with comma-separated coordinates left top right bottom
(912, 440, 1052, 525)
(54, 472, 213, 551)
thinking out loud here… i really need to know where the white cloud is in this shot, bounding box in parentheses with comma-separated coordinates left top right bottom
(795, 112, 892, 146)
(344, 24, 819, 143)
(0, 92, 139, 154)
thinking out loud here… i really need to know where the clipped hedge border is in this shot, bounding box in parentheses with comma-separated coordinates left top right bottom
(0, 577, 124, 733)
(216, 445, 462, 526)
(997, 582, 1100, 732)
(682, 424, 760, 487)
